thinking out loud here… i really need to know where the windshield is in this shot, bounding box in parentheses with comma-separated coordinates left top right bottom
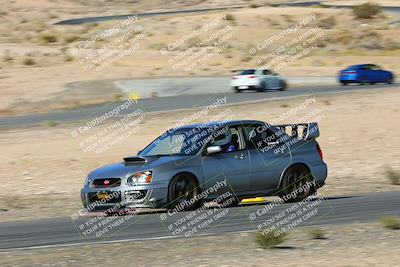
(346, 65, 359, 70)
(139, 127, 213, 156)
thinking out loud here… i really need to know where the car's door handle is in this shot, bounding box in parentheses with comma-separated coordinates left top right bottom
(235, 153, 247, 160)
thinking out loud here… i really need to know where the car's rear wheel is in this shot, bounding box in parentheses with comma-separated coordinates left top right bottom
(257, 82, 266, 92)
(279, 80, 287, 91)
(341, 82, 348, 86)
(279, 165, 316, 203)
(387, 77, 394, 84)
(168, 173, 202, 211)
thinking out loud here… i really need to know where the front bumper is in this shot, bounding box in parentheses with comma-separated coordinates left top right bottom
(81, 181, 169, 211)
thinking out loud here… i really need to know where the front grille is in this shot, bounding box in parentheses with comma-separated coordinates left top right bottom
(91, 178, 121, 188)
(88, 191, 121, 204)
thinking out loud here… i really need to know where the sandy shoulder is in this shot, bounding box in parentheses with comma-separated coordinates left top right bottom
(326, 0, 400, 7)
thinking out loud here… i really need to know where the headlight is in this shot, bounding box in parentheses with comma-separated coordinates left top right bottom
(127, 170, 153, 185)
(84, 176, 92, 187)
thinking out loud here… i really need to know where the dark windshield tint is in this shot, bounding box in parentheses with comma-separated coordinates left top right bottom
(240, 69, 256, 75)
(346, 65, 360, 70)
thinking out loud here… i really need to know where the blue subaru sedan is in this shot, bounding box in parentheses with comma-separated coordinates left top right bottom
(339, 64, 394, 85)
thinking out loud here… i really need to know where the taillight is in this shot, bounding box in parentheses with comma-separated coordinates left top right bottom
(316, 143, 323, 160)
(249, 75, 257, 78)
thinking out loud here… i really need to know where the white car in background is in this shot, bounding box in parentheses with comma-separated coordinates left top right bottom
(230, 69, 287, 93)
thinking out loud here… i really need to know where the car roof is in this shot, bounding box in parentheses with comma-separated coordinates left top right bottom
(176, 120, 265, 130)
(348, 64, 374, 68)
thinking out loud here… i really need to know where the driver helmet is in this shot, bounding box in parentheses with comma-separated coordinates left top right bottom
(212, 130, 232, 146)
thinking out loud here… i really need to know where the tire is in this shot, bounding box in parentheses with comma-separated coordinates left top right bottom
(360, 78, 368, 85)
(387, 77, 393, 84)
(168, 173, 202, 211)
(279, 80, 287, 91)
(233, 87, 241, 93)
(279, 164, 316, 203)
(341, 82, 348, 86)
(257, 82, 266, 92)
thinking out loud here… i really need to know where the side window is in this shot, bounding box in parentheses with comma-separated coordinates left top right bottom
(263, 69, 271, 75)
(243, 124, 279, 150)
(370, 65, 381, 70)
(208, 126, 244, 153)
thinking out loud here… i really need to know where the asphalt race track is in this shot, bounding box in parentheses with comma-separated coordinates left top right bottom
(55, 1, 400, 25)
(0, 83, 398, 128)
(0, 191, 399, 251)
(54, 2, 322, 25)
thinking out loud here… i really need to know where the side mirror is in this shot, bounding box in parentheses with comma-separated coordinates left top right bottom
(206, 146, 222, 154)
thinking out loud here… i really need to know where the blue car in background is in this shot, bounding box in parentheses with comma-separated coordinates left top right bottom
(339, 64, 394, 85)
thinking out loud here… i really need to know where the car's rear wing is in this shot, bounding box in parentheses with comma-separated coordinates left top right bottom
(274, 122, 320, 140)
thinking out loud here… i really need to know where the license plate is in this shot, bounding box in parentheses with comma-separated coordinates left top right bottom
(96, 192, 110, 200)
(239, 86, 248, 89)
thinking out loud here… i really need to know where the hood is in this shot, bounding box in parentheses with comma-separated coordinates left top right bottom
(88, 155, 187, 179)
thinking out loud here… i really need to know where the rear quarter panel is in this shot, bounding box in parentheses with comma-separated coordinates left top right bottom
(286, 139, 327, 187)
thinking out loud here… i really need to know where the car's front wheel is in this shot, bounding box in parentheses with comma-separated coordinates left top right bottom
(168, 173, 202, 211)
(233, 87, 241, 93)
(279, 165, 316, 203)
(360, 77, 369, 85)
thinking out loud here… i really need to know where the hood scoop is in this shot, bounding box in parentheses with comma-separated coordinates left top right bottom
(123, 156, 147, 163)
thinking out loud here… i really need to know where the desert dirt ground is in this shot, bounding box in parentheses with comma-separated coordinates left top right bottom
(1, 222, 399, 266)
(326, 0, 400, 7)
(0, 87, 399, 222)
(1, 3, 399, 115)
